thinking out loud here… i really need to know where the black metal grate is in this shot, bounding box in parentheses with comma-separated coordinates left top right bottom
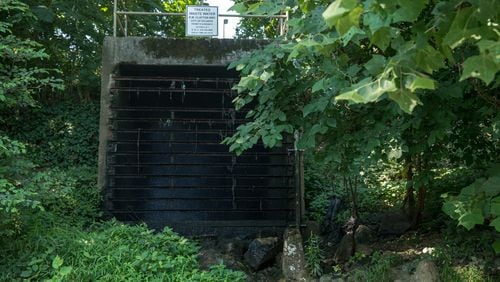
(104, 65, 295, 236)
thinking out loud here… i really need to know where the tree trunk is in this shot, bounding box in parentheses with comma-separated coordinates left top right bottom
(402, 159, 415, 222)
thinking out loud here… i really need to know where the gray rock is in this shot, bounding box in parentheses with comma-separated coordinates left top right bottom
(244, 237, 280, 270)
(355, 225, 376, 244)
(282, 227, 310, 281)
(334, 234, 354, 263)
(413, 260, 439, 282)
(302, 220, 321, 241)
(217, 238, 246, 258)
(319, 273, 345, 282)
(198, 247, 244, 270)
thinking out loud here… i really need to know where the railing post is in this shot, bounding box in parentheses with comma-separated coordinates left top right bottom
(113, 0, 117, 37)
(124, 15, 128, 37)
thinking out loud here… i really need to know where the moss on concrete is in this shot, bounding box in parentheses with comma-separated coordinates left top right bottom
(138, 38, 266, 63)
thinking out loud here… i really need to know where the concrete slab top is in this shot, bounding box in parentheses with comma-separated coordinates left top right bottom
(103, 37, 268, 66)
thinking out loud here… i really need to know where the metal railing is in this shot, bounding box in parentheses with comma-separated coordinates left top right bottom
(112, 0, 288, 38)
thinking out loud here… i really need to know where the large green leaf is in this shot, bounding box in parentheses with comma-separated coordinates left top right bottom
(322, 0, 358, 27)
(391, 0, 429, 23)
(493, 240, 500, 255)
(477, 40, 500, 63)
(490, 217, 500, 232)
(460, 53, 499, 85)
(415, 45, 446, 74)
(336, 75, 397, 104)
(458, 210, 484, 230)
(404, 74, 436, 92)
(364, 55, 386, 76)
(370, 27, 392, 51)
(388, 90, 422, 114)
(335, 6, 363, 35)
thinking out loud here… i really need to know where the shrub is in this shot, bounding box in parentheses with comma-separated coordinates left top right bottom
(3, 101, 99, 167)
(0, 220, 246, 281)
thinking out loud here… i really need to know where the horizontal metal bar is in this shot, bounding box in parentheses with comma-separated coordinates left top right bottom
(108, 163, 293, 167)
(110, 88, 233, 93)
(110, 117, 246, 122)
(116, 11, 287, 18)
(108, 151, 290, 156)
(110, 107, 247, 113)
(112, 76, 237, 82)
(108, 174, 292, 178)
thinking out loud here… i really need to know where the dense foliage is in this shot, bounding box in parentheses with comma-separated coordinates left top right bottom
(226, 0, 499, 252)
(1, 1, 245, 281)
(1, 219, 245, 281)
(7, 0, 200, 99)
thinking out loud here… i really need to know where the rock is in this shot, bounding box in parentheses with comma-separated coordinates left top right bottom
(302, 220, 321, 241)
(413, 260, 439, 282)
(275, 252, 283, 269)
(333, 234, 354, 263)
(198, 247, 244, 270)
(244, 237, 281, 270)
(377, 212, 411, 236)
(392, 268, 413, 282)
(217, 238, 247, 258)
(355, 225, 375, 244)
(319, 275, 345, 282)
(282, 227, 310, 281)
(319, 273, 347, 282)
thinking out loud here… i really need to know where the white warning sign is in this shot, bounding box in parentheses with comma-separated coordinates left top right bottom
(186, 6, 218, 37)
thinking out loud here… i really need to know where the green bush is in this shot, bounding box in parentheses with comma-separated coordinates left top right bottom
(28, 166, 101, 222)
(3, 101, 99, 167)
(442, 164, 500, 254)
(0, 135, 41, 236)
(0, 220, 246, 281)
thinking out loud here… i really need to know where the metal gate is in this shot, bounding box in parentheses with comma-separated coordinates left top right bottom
(102, 64, 296, 236)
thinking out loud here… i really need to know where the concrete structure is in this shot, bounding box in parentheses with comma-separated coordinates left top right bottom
(98, 37, 298, 236)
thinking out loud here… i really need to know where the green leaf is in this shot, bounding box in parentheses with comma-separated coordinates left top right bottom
(312, 79, 326, 93)
(388, 90, 422, 114)
(460, 54, 499, 85)
(364, 55, 386, 76)
(415, 45, 446, 74)
(443, 7, 474, 49)
(52, 256, 63, 269)
(59, 266, 72, 276)
(493, 240, 500, 254)
(442, 201, 460, 219)
(481, 176, 500, 197)
(490, 202, 500, 216)
(335, 6, 363, 35)
(31, 6, 55, 23)
(370, 27, 392, 51)
(336, 76, 397, 104)
(391, 0, 429, 23)
(260, 71, 273, 82)
(458, 211, 484, 230)
(340, 26, 365, 46)
(230, 3, 247, 14)
(20, 270, 32, 278)
(477, 40, 500, 63)
(322, 0, 358, 27)
(490, 218, 500, 232)
(404, 74, 436, 92)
